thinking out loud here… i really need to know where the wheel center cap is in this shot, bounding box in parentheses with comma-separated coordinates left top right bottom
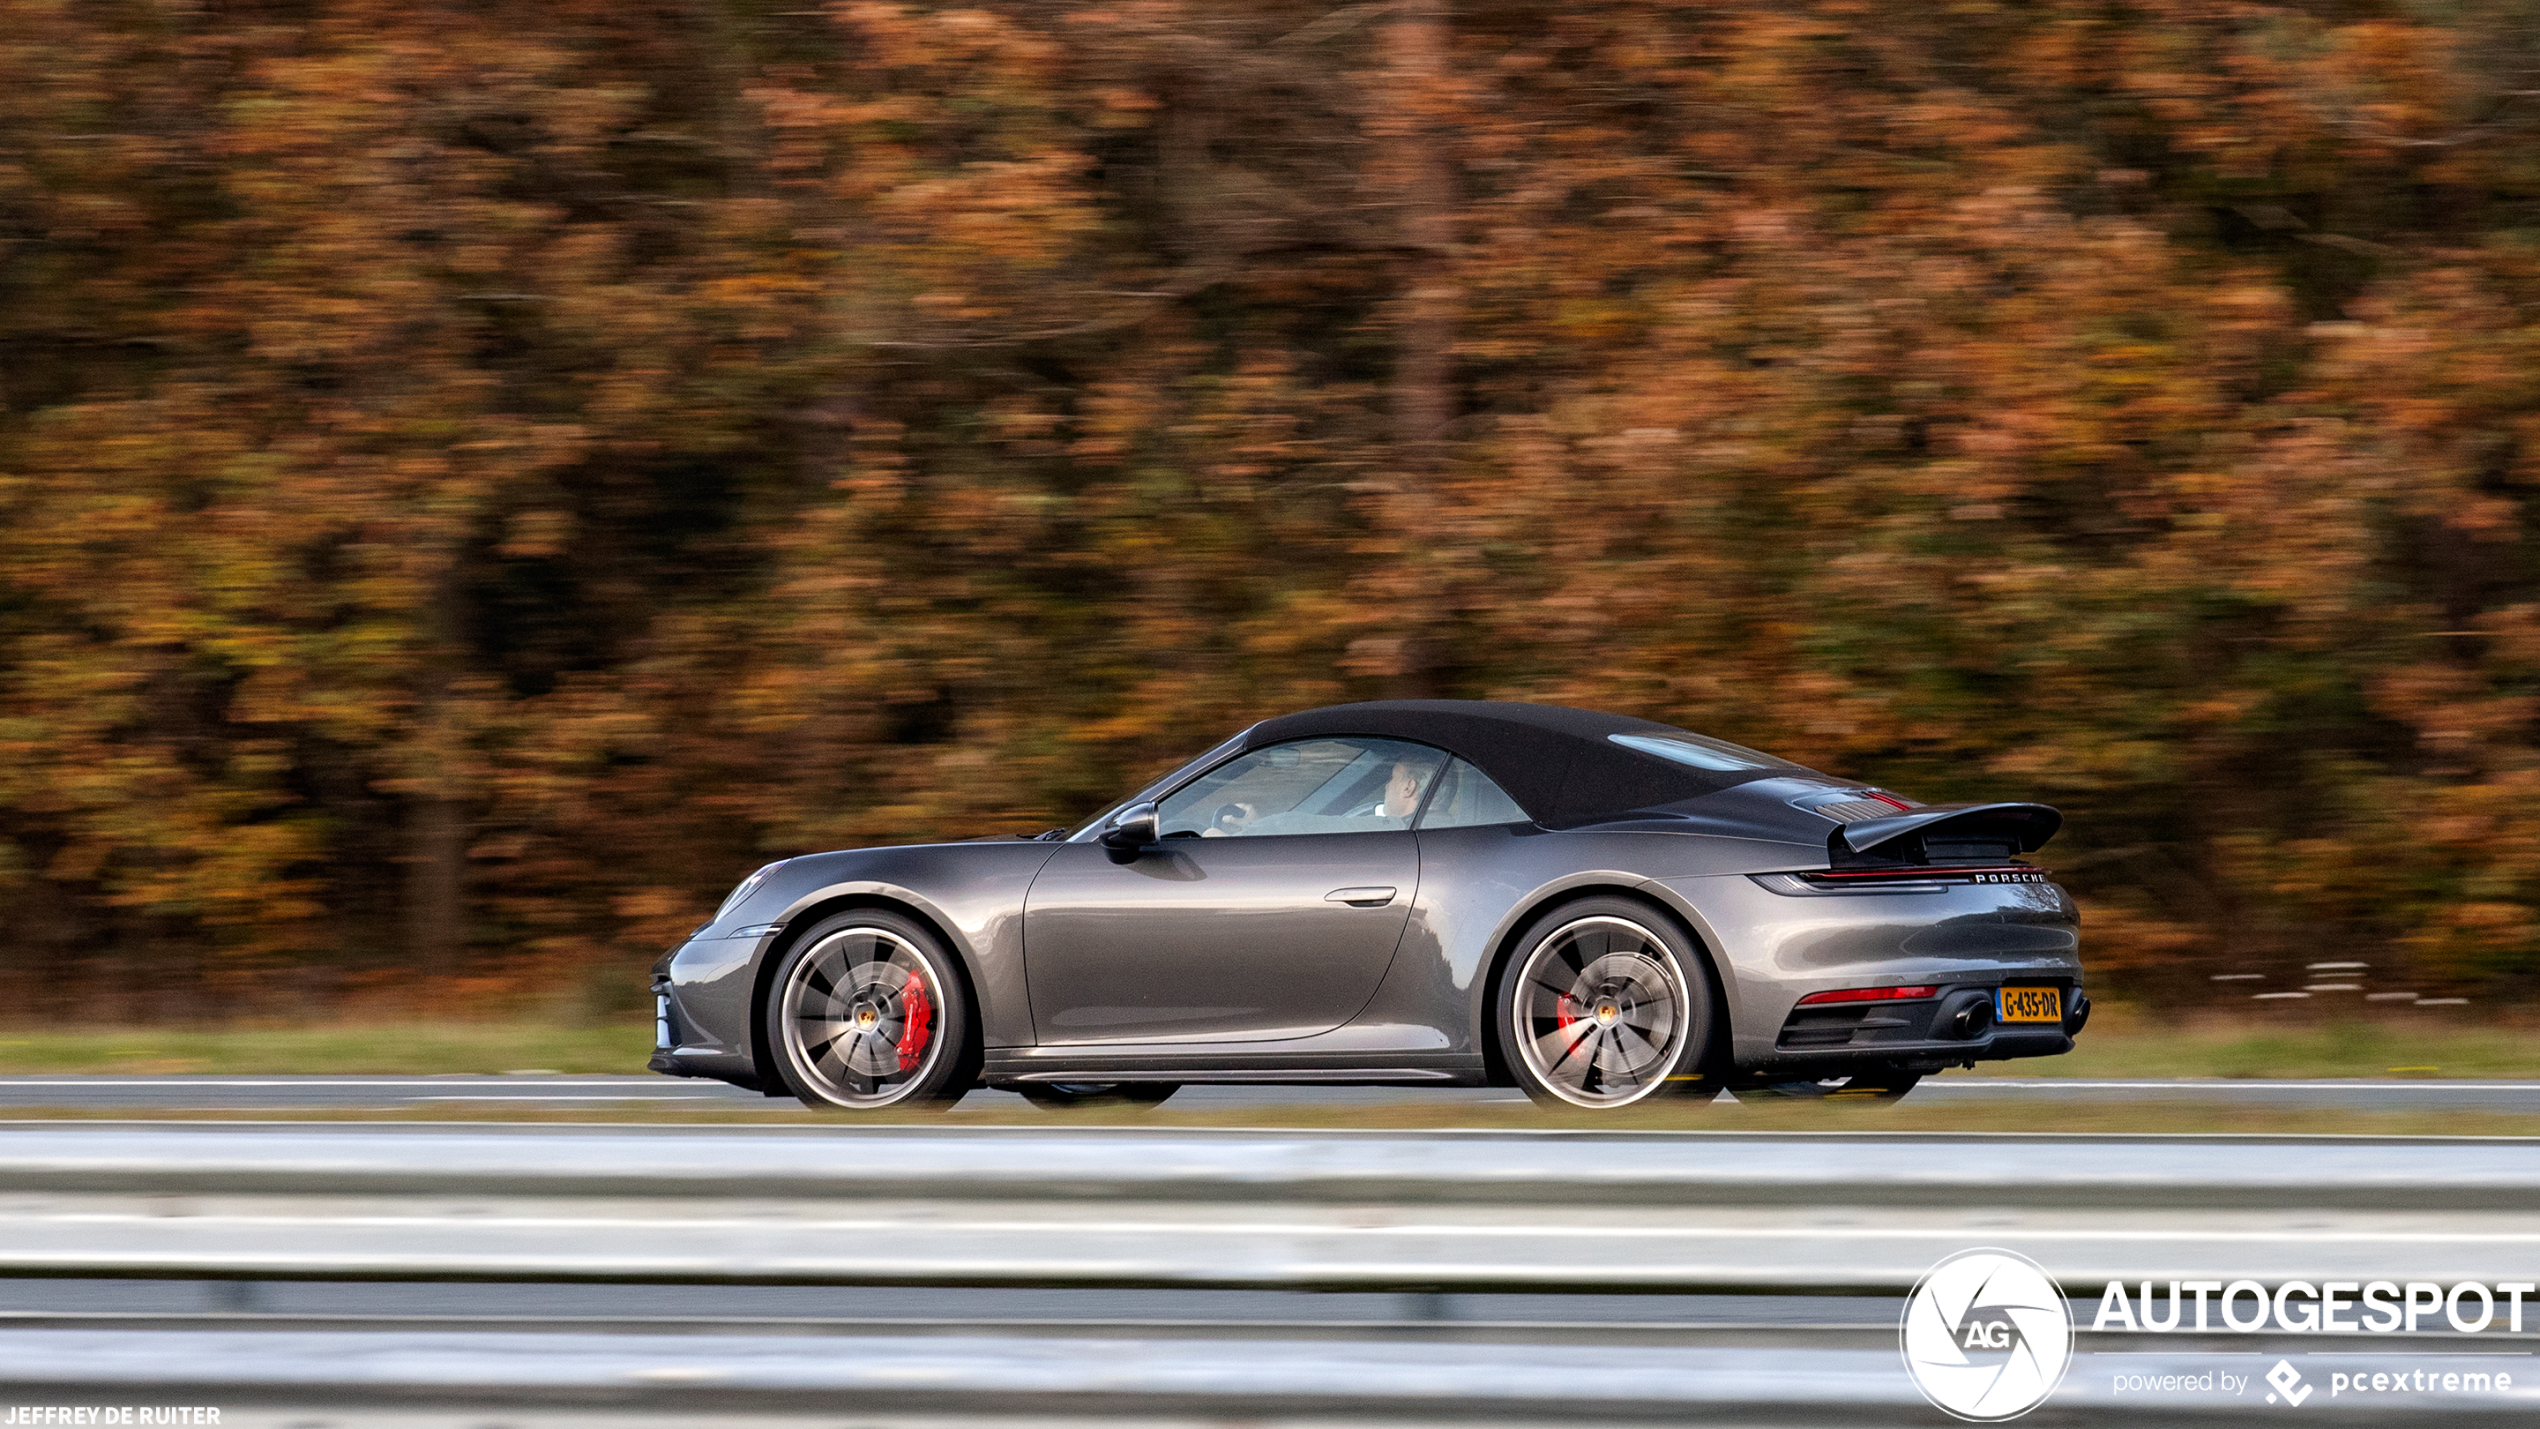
(1595, 1002, 1618, 1024)
(854, 1006, 879, 1030)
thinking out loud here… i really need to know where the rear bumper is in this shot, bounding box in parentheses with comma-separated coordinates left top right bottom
(1745, 985, 2090, 1080)
(1660, 870, 2083, 1071)
(1735, 1028, 2074, 1082)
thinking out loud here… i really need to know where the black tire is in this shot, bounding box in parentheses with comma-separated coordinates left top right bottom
(763, 909, 979, 1112)
(1016, 1082, 1180, 1110)
(1496, 895, 1718, 1110)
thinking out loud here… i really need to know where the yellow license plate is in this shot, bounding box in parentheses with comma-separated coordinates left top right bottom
(1997, 986, 2062, 1023)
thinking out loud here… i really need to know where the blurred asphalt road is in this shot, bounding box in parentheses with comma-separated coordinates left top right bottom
(0, 1073, 2534, 1111)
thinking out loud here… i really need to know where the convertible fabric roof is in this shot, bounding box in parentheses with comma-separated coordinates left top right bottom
(1239, 700, 1814, 829)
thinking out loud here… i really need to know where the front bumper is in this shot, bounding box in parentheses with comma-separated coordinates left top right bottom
(648, 934, 777, 1090)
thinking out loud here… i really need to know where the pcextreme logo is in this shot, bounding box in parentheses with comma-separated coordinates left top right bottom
(1901, 1248, 2076, 1421)
(2268, 1360, 2314, 1406)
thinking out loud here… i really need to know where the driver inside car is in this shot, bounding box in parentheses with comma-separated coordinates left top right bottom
(1200, 801, 1258, 837)
(1349, 761, 1430, 820)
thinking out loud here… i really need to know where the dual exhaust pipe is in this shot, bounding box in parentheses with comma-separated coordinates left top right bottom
(1942, 988, 2089, 1040)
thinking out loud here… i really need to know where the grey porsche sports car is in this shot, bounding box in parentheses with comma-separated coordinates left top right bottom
(651, 700, 2084, 1111)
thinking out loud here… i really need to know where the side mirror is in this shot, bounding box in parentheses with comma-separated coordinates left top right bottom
(1099, 802, 1160, 862)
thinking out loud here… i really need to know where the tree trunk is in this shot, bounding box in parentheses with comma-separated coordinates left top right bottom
(404, 786, 465, 983)
(404, 571, 469, 982)
(1392, 0, 1454, 464)
(1376, 0, 1456, 698)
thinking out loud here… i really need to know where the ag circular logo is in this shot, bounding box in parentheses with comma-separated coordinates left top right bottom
(1900, 1248, 2074, 1421)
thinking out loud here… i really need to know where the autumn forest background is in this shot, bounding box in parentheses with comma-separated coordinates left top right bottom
(7, 0, 2540, 1023)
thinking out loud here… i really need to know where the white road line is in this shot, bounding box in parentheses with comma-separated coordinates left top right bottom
(0, 1076, 2530, 1089)
(1938, 1081, 2540, 1092)
(32, 1212, 2540, 1244)
(406, 1095, 728, 1102)
(0, 1079, 683, 1088)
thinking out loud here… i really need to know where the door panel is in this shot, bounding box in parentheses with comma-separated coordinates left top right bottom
(1022, 834, 1421, 1044)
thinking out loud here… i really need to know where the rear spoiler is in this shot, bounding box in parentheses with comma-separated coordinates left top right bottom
(1829, 802, 2062, 867)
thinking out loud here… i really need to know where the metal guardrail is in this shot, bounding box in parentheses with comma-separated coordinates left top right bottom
(0, 1126, 2536, 1422)
(0, 1123, 2528, 1292)
(2, 1120, 2537, 1205)
(0, 1327, 2534, 1425)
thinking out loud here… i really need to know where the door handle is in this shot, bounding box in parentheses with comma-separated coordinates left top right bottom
(1325, 886, 1397, 907)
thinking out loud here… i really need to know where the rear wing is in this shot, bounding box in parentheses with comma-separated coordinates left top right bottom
(1829, 802, 2061, 867)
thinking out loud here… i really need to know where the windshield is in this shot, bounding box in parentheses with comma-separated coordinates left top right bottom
(1065, 730, 1250, 840)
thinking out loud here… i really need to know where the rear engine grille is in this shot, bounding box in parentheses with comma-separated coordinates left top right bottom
(1788, 788, 1923, 823)
(1811, 799, 1903, 824)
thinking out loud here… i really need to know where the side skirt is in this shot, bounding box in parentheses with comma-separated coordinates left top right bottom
(982, 1050, 1486, 1087)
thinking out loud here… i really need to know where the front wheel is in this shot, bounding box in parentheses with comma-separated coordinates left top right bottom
(764, 910, 979, 1112)
(1017, 1082, 1179, 1110)
(1497, 897, 1717, 1110)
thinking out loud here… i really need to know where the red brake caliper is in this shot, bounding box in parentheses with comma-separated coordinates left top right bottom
(897, 973, 933, 1074)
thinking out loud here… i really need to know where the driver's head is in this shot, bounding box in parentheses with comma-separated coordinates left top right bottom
(1388, 761, 1422, 811)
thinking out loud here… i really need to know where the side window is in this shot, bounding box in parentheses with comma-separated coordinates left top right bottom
(1159, 738, 1447, 838)
(1417, 758, 1530, 830)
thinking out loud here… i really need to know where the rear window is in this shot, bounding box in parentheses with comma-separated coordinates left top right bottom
(1608, 731, 1795, 773)
(1418, 758, 1530, 830)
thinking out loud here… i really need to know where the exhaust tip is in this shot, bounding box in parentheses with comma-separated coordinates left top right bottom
(1946, 996, 1993, 1040)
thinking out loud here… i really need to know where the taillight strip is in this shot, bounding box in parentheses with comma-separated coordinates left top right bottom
(1797, 984, 1940, 1006)
(1806, 865, 2050, 884)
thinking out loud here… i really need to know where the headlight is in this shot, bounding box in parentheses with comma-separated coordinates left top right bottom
(713, 860, 785, 924)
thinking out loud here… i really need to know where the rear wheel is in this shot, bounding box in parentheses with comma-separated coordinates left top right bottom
(1016, 1082, 1179, 1110)
(1497, 897, 1716, 1110)
(765, 910, 978, 1112)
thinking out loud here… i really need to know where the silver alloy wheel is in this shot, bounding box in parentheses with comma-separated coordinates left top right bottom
(779, 925, 946, 1108)
(1510, 914, 1691, 1109)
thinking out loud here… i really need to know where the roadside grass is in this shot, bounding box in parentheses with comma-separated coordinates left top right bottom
(5, 1096, 2539, 1138)
(0, 1002, 2530, 1080)
(1952, 1003, 2540, 1080)
(0, 1022, 654, 1075)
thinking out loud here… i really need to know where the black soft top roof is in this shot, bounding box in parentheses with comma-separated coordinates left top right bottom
(1241, 700, 1815, 829)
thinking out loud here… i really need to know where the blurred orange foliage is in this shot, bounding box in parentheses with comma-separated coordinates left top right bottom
(5, 0, 2540, 1014)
